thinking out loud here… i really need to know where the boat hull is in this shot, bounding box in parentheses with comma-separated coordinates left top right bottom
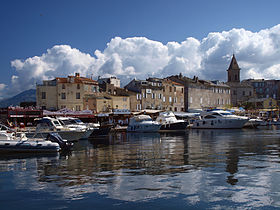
(192, 119, 248, 129)
(90, 125, 112, 136)
(0, 140, 60, 153)
(127, 124, 161, 132)
(25, 130, 86, 141)
(159, 121, 188, 131)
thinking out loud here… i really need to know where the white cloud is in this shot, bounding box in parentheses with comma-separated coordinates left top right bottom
(2, 24, 280, 98)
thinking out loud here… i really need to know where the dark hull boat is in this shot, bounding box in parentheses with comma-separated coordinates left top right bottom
(90, 124, 112, 136)
(159, 121, 189, 131)
(156, 111, 188, 131)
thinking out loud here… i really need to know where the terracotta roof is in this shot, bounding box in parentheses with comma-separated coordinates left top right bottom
(56, 76, 98, 84)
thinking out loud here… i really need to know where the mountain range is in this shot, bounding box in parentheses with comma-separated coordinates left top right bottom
(0, 89, 36, 108)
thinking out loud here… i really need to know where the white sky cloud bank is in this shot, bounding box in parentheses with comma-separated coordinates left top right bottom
(3, 24, 280, 98)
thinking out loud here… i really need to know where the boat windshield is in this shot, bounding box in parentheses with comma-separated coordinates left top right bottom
(219, 112, 233, 116)
(59, 119, 72, 125)
(73, 119, 82, 123)
(53, 120, 61, 126)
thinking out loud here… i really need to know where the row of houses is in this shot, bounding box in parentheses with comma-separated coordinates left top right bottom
(36, 55, 280, 112)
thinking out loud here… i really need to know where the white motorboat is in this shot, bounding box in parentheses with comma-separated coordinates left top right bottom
(243, 118, 264, 128)
(26, 117, 91, 141)
(0, 124, 72, 153)
(127, 115, 161, 132)
(57, 117, 94, 139)
(156, 111, 188, 131)
(191, 110, 249, 129)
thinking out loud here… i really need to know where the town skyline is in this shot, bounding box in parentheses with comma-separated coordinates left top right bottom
(1, 0, 280, 99)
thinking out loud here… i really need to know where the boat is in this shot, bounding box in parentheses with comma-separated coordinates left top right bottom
(0, 124, 72, 153)
(90, 123, 112, 136)
(191, 110, 249, 129)
(25, 117, 91, 141)
(156, 111, 188, 131)
(57, 117, 94, 139)
(127, 115, 161, 132)
(243, 118, 263, 128)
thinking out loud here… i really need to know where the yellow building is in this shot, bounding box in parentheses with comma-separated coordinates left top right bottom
(36, 73, 100, 111)
(248, 97, 277, 109)
(83, 94, 130, 113)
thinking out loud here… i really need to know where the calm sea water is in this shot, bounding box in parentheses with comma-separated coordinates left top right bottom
(1, 128, 280, 209)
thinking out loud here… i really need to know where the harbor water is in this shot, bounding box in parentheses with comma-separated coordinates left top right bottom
(1, 128, 280, 209)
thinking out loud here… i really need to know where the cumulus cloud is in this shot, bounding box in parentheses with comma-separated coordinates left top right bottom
(2, 24, 280, 98)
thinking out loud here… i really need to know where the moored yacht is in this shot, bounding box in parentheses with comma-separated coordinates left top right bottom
(156, 111, 188, 131)
(192, 110, 249, 129)
(57, 117, 94, 139)
(26, 117, 91, 141)
(127, 115, 161, 132)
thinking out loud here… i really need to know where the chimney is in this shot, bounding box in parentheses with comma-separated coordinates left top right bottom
(75, 73, 80, 77)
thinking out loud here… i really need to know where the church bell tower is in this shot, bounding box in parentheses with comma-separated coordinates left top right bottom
(227, 54, 240, 83)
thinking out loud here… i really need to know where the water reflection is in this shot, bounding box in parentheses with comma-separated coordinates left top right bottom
(1, 129, 280, 208)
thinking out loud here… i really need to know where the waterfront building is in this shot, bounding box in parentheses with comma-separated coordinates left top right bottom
(161, 78, 185, 112)
(248, 97, 277, 109)
(226, 55, 254, 106)
(36, 73, 100, 111)
(167, 74, 231, 111)
(125, 78, 163, 111)
(243, 79, 280, 101)
(83, 93, 130, 113)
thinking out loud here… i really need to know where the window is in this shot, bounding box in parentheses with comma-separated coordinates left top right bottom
(76, 92, 80, 99)
(137, 104, 142, 110)
(200, 98, 203, 104)
(62, 84, 65, 89)
(243, 91, 245, 96)
(174, 87, 176, 92)
(123, 97, 127, 101)
(163, 96, 166, 102)
(41, 92, 46, 99)
(169, 86, 172, 92)
(61, 93, 66, 99)
(92, 86, 97, 92)
(152, 93, 156, 99)
(77, 84, 80, 89)
(76, 105, 81, 111)
(158, 93, 162, 99)
(190, 97, 192, 103)
(169, 96, 172, 103)
(136, 94, 141, 100)
(181, 88, 184, 93)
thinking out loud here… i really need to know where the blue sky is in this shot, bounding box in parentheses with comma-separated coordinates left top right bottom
(1, 0, 280, 98)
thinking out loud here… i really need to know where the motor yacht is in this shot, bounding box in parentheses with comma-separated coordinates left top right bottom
(127, 115, 161, 132)
(191, 110, 249, 129)
(156, 111, 188, 131)
(26, 117, 91, 141)
(57, 117, 94, 139)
